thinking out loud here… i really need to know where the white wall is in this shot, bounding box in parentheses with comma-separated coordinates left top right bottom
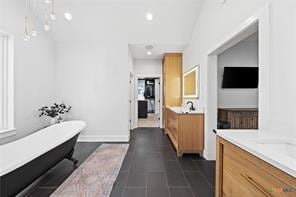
(133, 59, 162, 77)
(184, 0, 296, 160)
(268, 0, 296, 136)
(0, 2, 56, 145)
(55, 41, 130, 141)
(218, 33, 258, 108)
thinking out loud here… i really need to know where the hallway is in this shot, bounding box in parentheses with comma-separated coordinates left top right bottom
(111, 128, 215, 197)
(137, 114, 160, 128)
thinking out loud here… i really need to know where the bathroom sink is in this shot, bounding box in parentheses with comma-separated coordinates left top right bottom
(169, 106, 203, 114)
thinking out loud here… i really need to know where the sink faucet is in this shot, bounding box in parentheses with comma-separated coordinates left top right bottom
(186, 101, 195, 111)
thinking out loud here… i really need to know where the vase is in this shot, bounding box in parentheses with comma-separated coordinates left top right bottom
(50, 117, 58, 125)
(57, 115, 63, 123)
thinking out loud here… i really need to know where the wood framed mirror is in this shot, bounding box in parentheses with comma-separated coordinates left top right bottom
(183, 65, 199, 98)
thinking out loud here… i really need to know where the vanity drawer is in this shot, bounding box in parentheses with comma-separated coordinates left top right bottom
(168, 117, 177, 128)
(167, 118, 178, 138)
(167, 108, 178, 121)
(166, 109, 178, 131)
(220, 141, 296, 197)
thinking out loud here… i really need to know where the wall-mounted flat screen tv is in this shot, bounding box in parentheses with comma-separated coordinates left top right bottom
(222, 67, 258, 88)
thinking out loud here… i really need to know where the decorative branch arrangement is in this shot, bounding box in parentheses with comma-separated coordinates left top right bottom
(39, 103, 71, 118)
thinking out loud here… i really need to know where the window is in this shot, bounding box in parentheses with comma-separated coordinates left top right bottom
(0, 32, 14, 137)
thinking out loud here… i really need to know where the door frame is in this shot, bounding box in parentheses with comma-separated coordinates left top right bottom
(134, 75, 163, 128)
(204, 4, 270, 160)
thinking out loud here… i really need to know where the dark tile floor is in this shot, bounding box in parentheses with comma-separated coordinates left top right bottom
(28, 128, 215, 197)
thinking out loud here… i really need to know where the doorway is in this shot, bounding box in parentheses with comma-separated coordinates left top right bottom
(204, 5, 270, 160)
(136, 77, 161, 128)
(217, 32, 259, 130)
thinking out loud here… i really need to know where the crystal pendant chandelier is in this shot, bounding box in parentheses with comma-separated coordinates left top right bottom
(31, 0, 38, 37)
(23, 0, 30, 42)
(24, 0, 72, 42)
(50, 0, 56, 21)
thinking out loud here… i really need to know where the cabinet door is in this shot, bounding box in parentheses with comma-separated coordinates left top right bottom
(218, 109, 228, 121)
(163, 54, 182, 106)
(217, 137, 296, 197)
(230, 114, 241, 129)
(179, 115, 204, 152)
(241, 115, 254, 129)
(231, 112, 256, 129)
(223, 146, 296, 197)
(252, 113, 258, 129)
(222, 165, 261, 197)
(223, 153, 268, 197)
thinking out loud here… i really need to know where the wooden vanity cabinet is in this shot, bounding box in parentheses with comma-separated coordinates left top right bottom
(165, 108, 204, 157)
(216, 137, 296, 197)
(162, 53, 182, 128)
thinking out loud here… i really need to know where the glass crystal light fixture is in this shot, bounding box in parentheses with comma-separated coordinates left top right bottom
(31, 0, 38, 37)
(50, 0, 56, 21)
(31, 29, 38, 37)
(23, 0, 71, 42)
(24, 0, 30, 42)
(146, 12, 153, 21)
(44, 20, 51, 31)
(44, 6, 51, 31)
(64, 12, 72, 21)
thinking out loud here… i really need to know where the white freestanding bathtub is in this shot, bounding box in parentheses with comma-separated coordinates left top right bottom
(0, 120, 86, 197)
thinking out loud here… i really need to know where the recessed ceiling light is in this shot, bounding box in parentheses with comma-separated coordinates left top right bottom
(146, 13, 153, 21)
(147, 51, 152, 55)
(44, 0, 51, 4)
(64, 12, 72, 21)
(145, 45, 154, 50)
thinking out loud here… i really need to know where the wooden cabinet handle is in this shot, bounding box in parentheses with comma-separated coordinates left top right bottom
(240, 174, 272, 197)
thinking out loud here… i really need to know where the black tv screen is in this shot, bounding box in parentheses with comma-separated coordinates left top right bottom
(222, 67, 258, 88)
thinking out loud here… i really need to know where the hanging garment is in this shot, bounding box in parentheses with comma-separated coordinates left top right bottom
(144, 85, 154, 98)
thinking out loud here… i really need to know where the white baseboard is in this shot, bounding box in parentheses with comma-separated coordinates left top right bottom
(0, 128, 16, 139)
(78, 134, 130, 142)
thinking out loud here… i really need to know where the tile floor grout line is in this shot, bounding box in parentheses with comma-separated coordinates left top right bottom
(192, 160, 215, 192)
(145, 171, 148, 197)
(124, 186, 147, 189)
(176, 157, 198, 197)
(164, 133, 197, 197)
(38, 186, 57, 189)
(161, 154, 171, 197)
(122, 141, 134, 197)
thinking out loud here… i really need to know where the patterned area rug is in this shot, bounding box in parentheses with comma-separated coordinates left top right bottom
(51, 143, 129, 197)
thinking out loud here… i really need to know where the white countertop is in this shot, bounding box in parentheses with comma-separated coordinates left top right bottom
(216, 130, 296, 178)
(168, 106, 204, 114)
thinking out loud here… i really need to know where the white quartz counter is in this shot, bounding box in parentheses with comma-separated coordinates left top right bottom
(216, 130, 296, 178)
(168, 106, 204, 114)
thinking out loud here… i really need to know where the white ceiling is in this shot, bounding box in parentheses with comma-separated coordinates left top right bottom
(129, 44, 187, 60)
(30, 0, 204, 59)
